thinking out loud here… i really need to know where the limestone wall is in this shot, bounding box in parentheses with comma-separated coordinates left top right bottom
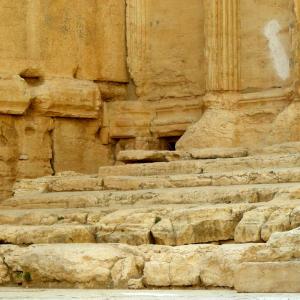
(0, 0, 205, 199)
(0, 0, 300, 199)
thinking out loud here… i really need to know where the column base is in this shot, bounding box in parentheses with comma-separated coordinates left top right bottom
(176, 88, 294, 151)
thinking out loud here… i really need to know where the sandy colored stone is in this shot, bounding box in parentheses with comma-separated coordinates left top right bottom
(4, 244, 143, 288)
(0, 225, 95, 244)
(267, 227, 300, 253)
(176, 90, 292, 151)
(94, 204, 250, 246)
(31, 79, 101, 118)
(0, 207, 113, 226)
(234, 262, 300, 293)
(0, 76, 30, 115)
(127, 0, 205, 101)
(98, 82, 127, 102)
(117, 150, 190, 163)
(200, 244, 255, 288)
(151, 205, 248, 245)
(261, 208, 293, 241)
(99, 153, 300, 177)
(0, 0, 299, 204)
(1, 182, 293, 210)
(15, 116, 54, 179)
(0, 0, 126, 81)
(234, 207, 275, 243)
(96, 0, 127, 82)
(111, 256, 142, 288)
(12, 172, 92, 197)
(13, 177, 52, 197)
(240, 0, 293, 90)
(52, 118, 113, 174)
(127, 278, 144, 289)
(188, 148, 248, 159)
(291, 207, 300, 228)
(240, 227, 300, 263)
(96, 211, 156, 245)
(48, 176, 102, 193)
(143, 245, 214, 287)
(267, 100, 300, 145)
(0, 0, 299, 293)
(0, 258, 9, 285)
(258, 142, 300, 155)
(105, 98, 202, 139)
(0, 227, 298, 290)
(0, 116, 18, 200)
(103, 167, 300, 191)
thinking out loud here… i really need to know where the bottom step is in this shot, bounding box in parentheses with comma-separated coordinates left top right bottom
(0, 227, 299, 292)
(0, 289, 298, 300)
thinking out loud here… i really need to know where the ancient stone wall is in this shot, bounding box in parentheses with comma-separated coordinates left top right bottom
(0, 0, 300, 199)
(177, 0, 298, 149)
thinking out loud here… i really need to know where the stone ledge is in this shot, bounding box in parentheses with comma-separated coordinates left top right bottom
(0, 76, 31, 115)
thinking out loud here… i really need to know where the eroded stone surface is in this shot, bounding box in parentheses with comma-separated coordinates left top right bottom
(31, 79, 101, 118)
(0, 225, 95, 244)
(0, 222, 297, 291)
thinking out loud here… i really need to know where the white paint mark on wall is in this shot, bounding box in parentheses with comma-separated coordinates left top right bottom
(264, 20, 290, 80)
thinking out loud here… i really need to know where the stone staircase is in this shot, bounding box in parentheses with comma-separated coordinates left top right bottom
(0, 146, 300, 292)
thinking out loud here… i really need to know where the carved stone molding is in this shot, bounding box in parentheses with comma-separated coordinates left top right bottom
(126, 0, 149, 84)
(205, 0, 241, 91)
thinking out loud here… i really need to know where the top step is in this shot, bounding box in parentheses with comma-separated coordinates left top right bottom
(116, 143, 300, 164)
(117, 147, 248, 163)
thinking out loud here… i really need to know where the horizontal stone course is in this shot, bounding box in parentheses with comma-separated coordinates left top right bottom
(0, 226, 298, 290)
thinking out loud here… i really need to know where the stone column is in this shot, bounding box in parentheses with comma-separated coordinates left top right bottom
(205, 0, 241, 92)
(126, 0, 149, 87)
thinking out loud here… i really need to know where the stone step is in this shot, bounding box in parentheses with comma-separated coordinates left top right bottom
(95, 202, 300, 246)
(0, 207, 114, 226)
(99, 153, 300, 177)
(0, 201, 298, 246)
(116, 150, 191, 163)
(1, 182, 298, 209)
(116, 147, 248, 163)
(13, 173, 99, 197)
(13, 166, 300, 196)
(103, 167, 300, 191)
(0, 227, 298, 291)
(0, 225, 95, 245)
